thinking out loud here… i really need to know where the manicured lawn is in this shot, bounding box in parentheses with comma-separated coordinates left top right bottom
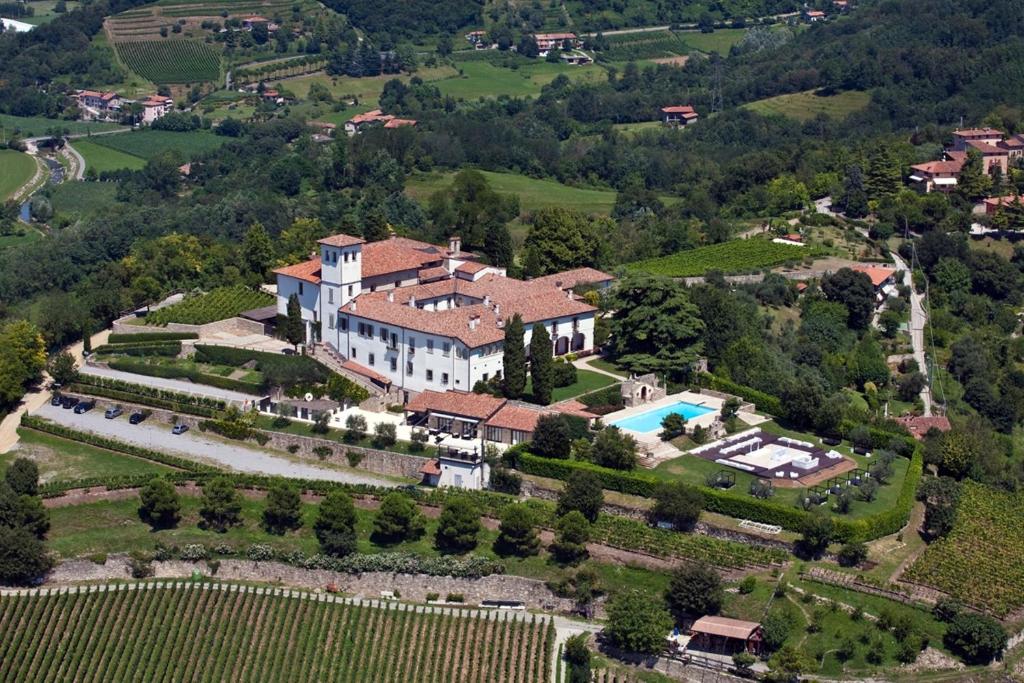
(46, 493, 671, 594)
(611, 121, 663, 135)
(744, 89, 872, 122)
(72, 139, 146, 173)
(0, 149, 37, 200)
(47, 180, 120, 216)
(406, 169, 621, 216)
(584, 357, 629, 378)
(0, 228, 44, 250)
(21, 0, 82, 24)
(91, 129, 227, 160)
(2, 428, 174, 483)
(524, 369, 618, 404)
(0, 113, 121, 140)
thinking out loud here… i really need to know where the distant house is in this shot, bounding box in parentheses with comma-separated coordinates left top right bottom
(804, 9, 827, 22)
(140, 95, 174, 124)
(851, 264, 898, 305)
(383, 118, 417, 130)
(910, 127, 1021, 193)
(560, 51, 593, 66)
(909, 152, 967, 193)
(893, 415, 951, 440)
(982, 194, 1024, 216)
(465, 30, 487, 45)
(533, 32, 579, 53)
(344, 109, 394, 136)
(660, 105, 698, 127)
(242, 15, 268, 30)
(688, 617, 764, 656)
(76, 90, 123, 120)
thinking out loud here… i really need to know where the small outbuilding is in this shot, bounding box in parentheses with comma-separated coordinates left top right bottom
(689, 616, 764, 656)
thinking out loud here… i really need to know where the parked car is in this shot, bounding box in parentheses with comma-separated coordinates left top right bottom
(73, 401, 95, 414)
(61, 396, 79, 410)
(104, 406, 123, 419)
(129, 412, 147, 424)
(171, 424, 189, 435)
(50, 394, 62, 406)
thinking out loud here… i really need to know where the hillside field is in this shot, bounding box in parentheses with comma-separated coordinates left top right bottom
(0, 114, 122, 141)
(744, 89, 872, 122)
(0, 150, 37, 201)
(71, 139, 147, 173)
(0, 583, 553, 682)
(114, 40, 221, 84)
(628, 238, 814, 277)
(91, 129, 227, 160)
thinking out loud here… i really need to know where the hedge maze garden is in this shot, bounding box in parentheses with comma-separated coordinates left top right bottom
(0, 582, 554, 682)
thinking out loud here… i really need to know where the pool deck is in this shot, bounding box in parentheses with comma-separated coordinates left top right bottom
(606, 391, 767, 463)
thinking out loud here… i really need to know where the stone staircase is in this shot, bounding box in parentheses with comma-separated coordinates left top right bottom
(309, 343, 389, 408)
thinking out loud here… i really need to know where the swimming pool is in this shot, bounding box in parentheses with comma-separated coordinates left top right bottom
(610, 401, 715, 434)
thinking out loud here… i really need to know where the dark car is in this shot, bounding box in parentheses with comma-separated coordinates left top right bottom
(61, 396, 79, 410)
(129, 412, 147, 425)
(50, 394, 62, 407)
(171, 423, 189, 435)
(104, 406, 123, 419)
(73, 400, 95, 414)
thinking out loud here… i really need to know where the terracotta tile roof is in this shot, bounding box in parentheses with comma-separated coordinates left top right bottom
(418, 266, 451, 282)
(455, 261, 487, 274)
(851, 264, 896, 287)
(531, 267, 614, 290)
(893, 415, 951, 439)
(910, 159, 964, 176)
(1001, 135, 1024, 148)
(485, 403, 544, 432)
(966, 139, 1007, 155)
(406, 390, 506, 421)
(341, 359, 391, 385)
(661, 105, 696, 114)
(318, 234, 365, 248)
(344, 294, 506, 347)
(953, 128, 1003, 137)
(349, 109, 394, 125)
(273, 257, 322, 284)
(420, 459, 441, 476)
(806, 10, 825, 16)
(383, 118, 417, 129)
(691, 616, 761, 640)
(983, 195, 1024, 209)
(552, 399, 597, 420)
(361, 238, 448, 279)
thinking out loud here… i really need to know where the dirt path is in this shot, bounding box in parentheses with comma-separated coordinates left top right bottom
(888, 501, 926, 583)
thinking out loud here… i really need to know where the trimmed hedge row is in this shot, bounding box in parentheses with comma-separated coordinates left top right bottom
(194, 345, 329, 388)
(840, 419, 916, 455)
(94, 342, 182, 357)
(108, 332, 198, 344)
(699, 372, 783, 416)
(518, 448, 923, 543)
(20, 416, 216, 474)
(107, 359, 264, 395)
(72, 374, 226, 410)
(66, 383, 222, 418)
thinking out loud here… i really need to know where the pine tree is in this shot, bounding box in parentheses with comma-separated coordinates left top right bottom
(839, 165, 869, 218)
(284, 293, 305, 348)
(502, 314, 526, 399)
(956, 149, 991, 202)
(865, 147, 901, 201)
(484, 223, 514, 268)
(529, 323, 554, 405)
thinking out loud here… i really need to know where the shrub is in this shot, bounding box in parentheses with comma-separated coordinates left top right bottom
(739, 576, 756, 594)
(128, 551, 154, 579)
(372, 422, 397, 449)
(425, 592, 440, 602)
(445, 593, 464, 603)
(837, 541, 868, 567)
(552, 360, 577, 387)
(410, 429, 429, 452)
(344, 414, 367, 443)
(312, 446, 332, 460)
(345, 450, 362, 467)
(180, 544, 209, 561)
(247, 544, 276, 562)
(944, 613, 1007, 664)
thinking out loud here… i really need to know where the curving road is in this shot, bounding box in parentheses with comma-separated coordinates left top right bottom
(891, 252, 932, 415)
(32, 402, 397, 486)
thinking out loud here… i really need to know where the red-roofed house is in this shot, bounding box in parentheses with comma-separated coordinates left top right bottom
(344, 109, 395, 136)
(533, 32, 579, 52)
(803, 9, 826, 21)
(893, 415, 951, 440)
(383, 118, 417, 129)
(660, 105, 698, 127)
(912, 128, 1017, 193)
(76, 90, 123, 120)
(140, 95, 174, 124)
(982, 194, 1024, 215)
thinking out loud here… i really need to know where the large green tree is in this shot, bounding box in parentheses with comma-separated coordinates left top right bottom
(314, 491, 358, 557)
(138, 478, 181, 530)
(605, 590, 674, 655)
(865, 147, 902, 201)
(198, 477, 242, 532)
(283, 293, 305, 348)
(821, 268, 876, 330)
(557, 471, 603, 522)
(242, 222, 275, 280)
(502, 314, 526, 399)
(434, 497, 481, 552)
(262, 481, 303, 534)
(529, 323, 554, 405)
(371, 492, 425, 543)
(522, 207, 605, 277)
(664, 563, 723, 621)
(606, 275, 704, 378)
(494, 502, 540, 557)
(0, 321, 47, 408)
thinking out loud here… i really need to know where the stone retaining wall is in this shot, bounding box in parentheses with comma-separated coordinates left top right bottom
(65, 392, 428, 481)
(45, 556, 574, 612)
(111, 316, 266, 339)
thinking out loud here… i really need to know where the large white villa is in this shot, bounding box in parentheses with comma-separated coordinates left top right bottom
(274, 232, 612, 403)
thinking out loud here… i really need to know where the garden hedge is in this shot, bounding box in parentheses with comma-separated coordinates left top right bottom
(699, 372, 783, 416)
(194, 345, 329, 388)
(94, 341, 182, 357)
(66, 383, 221, 418)
(107, 332, 198, 344)
(518, 447, 924, 543)
(840, 420, 916, 455)
(108, 359, 264, 394)
(70, 375, 226, 410)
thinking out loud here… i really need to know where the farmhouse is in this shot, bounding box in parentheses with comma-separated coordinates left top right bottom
(803, 9, 827, 22)
(533, 32, 579, 53)
(344, 109, 394, 136)
(660, 105, 699, 127)
(140, 95, 174, 124)
(76, 90, 123, 120)
(910, 127, 1023, 193)
(274, 232, 603, 401)
(850, 264, 898, 303)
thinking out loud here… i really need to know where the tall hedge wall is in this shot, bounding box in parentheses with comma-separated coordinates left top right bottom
(699, 372, 783, 416)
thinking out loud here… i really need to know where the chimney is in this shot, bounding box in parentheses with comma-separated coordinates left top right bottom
(387, 291, 394, 302)
(566, 289, 573, 299)
(483, 295, 490, 307)
(408, 295, 416, 308)
(493, 303, 500, 317)
(449, 235, 461, 254)
(350, 301, 356, 312)
(468, 315, 479, 330)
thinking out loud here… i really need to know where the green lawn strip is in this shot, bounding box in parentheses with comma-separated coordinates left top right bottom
(46, 494, 677, 596)
(71, 139, 146, 173)
(0, 229, 44, 250)
(583, 357, 630, 378)
(252, 414, 435, 457)
(3, 427, 175, 481)
(674, 28, 748, 53)
(434, 60, 604, 100)
(523, 369, 618, 404)
(0, 149, 38, 200)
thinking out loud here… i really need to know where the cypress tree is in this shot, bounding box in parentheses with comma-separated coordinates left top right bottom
(284, 293, 305, 348)
(502, 314, 526, 399)
(529, 323, 554, 405)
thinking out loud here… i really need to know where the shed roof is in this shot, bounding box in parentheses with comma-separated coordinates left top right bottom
(691, 616, 761, 640)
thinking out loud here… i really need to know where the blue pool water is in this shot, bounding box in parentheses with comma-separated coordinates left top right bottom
(611, 401, 715, 433)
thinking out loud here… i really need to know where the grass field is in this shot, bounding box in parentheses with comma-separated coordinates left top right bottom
(436, 60, 604, 100)
(0, 149, 37, 201)
(628, 238, 815, 277)
(280, 66, 456, 101)
(91, 129, 227, 160)
(676, 28, 748, 53)
(524, 369, 618, 404)
(0, 113, 122, 141)
(0, 228, 44, 251)
(46, 181, 121, 216)
(744, 89, 872, 122)
(71, 139, 147, 173)
(0, 583, 553, 683)
(1, 428, 174, 483)
(19, 0, 82, 25)
(406, 169, 622, 216)
(904, 481, 1024, 616)
(115, 40, 221, 84)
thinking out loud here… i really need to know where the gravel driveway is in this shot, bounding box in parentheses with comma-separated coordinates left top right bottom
(33, 403, 396, 487)
(79, 365, 260, 405)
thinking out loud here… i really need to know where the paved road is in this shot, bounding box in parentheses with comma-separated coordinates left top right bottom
(79, 364, 261, 405)
(891, 252, 932, 415)
(33, 403, 397, 486)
